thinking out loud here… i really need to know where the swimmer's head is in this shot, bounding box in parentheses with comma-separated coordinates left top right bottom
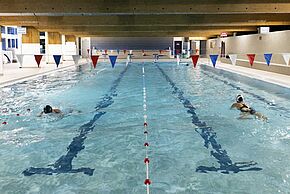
(43, 105, 53, 114)
(236, 95, 244, 103)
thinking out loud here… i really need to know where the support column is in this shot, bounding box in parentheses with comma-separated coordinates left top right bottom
(81, 37, 91, 58)
(21, 27, 40, 67)
(47, 32, 62, 63)
(0, 30, 3, 75)
(63, 35, 77, 61)
(22, 27, 40, 54)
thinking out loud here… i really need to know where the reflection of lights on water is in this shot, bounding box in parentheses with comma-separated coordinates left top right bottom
(0, 128, 44, 147)
(269, 99, 276, 106)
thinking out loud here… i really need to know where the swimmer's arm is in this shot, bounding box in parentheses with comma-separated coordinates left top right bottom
(53, 109, 61, 113)
(53, 109, 64, 116)
(37, 111, 44, 117)
(230, 103, 238, 109)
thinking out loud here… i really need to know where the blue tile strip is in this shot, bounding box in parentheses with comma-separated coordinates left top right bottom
(156, 65, 262, 174)
(23, 64, 130, 176)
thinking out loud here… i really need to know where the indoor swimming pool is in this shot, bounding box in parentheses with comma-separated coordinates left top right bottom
(0, 61, 290, 194)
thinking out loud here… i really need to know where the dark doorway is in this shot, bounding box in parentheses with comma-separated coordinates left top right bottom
(221, 41, 225, 58)
(174, 41, 182, 56)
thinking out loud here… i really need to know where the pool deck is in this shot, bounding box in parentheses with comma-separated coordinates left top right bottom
(0, 59, 88, 87)
(198, 58, 290, 89)
(0, 58, 290, 89)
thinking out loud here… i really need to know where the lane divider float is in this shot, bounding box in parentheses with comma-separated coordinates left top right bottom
(142, 64, 151, 194)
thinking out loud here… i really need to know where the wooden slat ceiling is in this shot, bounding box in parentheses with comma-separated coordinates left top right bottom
(0, 0, 289, 38)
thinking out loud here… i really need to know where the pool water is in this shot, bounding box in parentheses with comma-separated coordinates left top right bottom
(0, 61, 290, 194)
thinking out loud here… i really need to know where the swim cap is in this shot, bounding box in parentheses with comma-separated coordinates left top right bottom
(236, 95, 244, 103)
(43, 105, 53, 114)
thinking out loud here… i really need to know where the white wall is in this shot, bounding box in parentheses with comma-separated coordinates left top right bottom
(81, 37, 91, 57)
(21, 43, 41, 66)
(47, 44, 62, 64)
(21, 43, 40, 55)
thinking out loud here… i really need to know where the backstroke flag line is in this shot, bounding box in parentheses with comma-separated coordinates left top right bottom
(282, 53, 290, 66)
(229, 54, 237, 66)
(109, 55, 118, 68)
(264, 53, 272, 66)
(209, 54, 219, 68)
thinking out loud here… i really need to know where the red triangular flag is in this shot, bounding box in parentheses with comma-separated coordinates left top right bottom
(159, 50, 162, 54)
(34, 55, 43, 68)
(191, 55, 199, 68)
(247, 54, 256, 66)
(91, 55, 99, 68)
(123, 50, 127, 54)
(105, 49, 108, 55)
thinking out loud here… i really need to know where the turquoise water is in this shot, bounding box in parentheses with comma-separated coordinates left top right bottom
(0, 61, 290, 194)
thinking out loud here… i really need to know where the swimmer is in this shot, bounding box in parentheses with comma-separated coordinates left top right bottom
(37, 105, 62, 117)
(230, 95, 267, 121)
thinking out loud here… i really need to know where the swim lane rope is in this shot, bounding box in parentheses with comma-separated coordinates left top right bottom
(142, 64, 151, 194)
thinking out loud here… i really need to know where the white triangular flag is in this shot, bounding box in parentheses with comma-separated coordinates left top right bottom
(282, 53, 290, 66)
(16, 54, 24, 68)
(129, 50, 133, 54)
(72, 55, 80, 65)
(229, 54, 237, 65)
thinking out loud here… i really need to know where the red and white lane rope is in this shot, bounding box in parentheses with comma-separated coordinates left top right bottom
(142, 65, 151, 194)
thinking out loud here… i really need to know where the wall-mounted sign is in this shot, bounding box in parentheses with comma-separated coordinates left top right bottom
(220, 32, 227, 37)
(259, 27, 270, 34)
(17, 27, 26, 34)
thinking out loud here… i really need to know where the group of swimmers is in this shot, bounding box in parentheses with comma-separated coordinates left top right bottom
(39, 94, 267, 121)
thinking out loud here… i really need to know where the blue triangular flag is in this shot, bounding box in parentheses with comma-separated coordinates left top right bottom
(117, 49, 120, 54)
(53, 55, 62, 67)
(109, 55, 118, 68)
(264, 53, 272, 66)
(210, 54, 219, 67)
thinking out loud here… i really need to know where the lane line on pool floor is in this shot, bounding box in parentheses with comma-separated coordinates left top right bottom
(156, 64, 262, 174)
(142, 65, 151, 194)
(23, 64, 131, 176)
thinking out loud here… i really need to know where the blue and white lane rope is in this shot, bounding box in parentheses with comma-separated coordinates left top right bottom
(142, 65, 151, 194)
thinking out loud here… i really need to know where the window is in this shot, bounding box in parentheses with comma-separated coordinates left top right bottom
(7, 27, 17, 35)
(40, 32, 45, 36)
(40, 39, 45, 54)
(8, 39, 11, 48)
(12, 39, 15, 48)
(1, 26, 5, 34)
(2, 38, 5, 50)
